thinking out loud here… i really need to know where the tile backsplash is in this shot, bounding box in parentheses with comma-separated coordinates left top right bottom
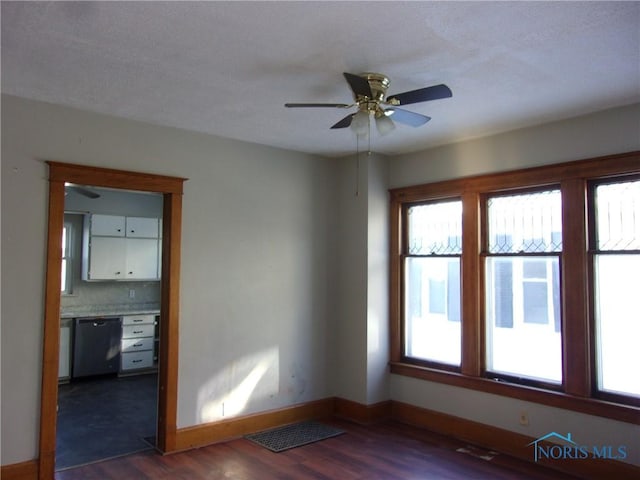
(61, 279, 161, 312)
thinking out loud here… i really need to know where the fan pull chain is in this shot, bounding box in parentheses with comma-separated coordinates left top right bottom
(367, 114, 372, 154)
(354, 114, 373, 197)
(355, 134, 360, 197)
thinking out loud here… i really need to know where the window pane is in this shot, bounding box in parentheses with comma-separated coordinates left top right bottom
(61, 259, 67, 292)
(488, 190, 562, 253)
(595, 180, 640, 251)
(405, 257, 461, 366)
(595, 255, 640, 397)
(408, 200, 462, 255)
(61, 226, 68, 292)
(486, 256, 562, 383)
(594, 179, 640, 397)
(61, 224, 71, 294)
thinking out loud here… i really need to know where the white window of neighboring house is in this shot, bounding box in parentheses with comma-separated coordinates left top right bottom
(61, 222, 72, 294)
(593, 178, 640, 398)
(404, 199, 462, 368)
(485, 189, 562, 385)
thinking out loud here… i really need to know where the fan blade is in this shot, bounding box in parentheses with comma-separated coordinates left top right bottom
(387, 84, 452, 106)
(386, 108, 431, 127)
(67, 185, 101, 199)
(343, 72, 373, 99)
(330, 114, 355, 129)
(285, 103, 351, 108)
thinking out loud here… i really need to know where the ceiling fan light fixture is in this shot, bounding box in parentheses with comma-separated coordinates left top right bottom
(351, 110, 370, 136)
(375, 113, 396, 135)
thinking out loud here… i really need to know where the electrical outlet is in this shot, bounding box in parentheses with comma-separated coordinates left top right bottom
(129, 289, 135, 299)
(519, 409, 529, 426)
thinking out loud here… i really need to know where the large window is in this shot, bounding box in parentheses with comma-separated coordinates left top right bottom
(404, 200, 462, 367)
(485, 190, 562, 385)
(592, 179, 640, 399)
(389, 151, 640, 421)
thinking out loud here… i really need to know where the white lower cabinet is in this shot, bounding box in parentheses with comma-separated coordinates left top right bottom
(121, 350, 154, 370)
(122, 323, 155, 338)
(121, 336, 154, 352)
(120, 314, 157, 374)
(59, 319, 72, 382)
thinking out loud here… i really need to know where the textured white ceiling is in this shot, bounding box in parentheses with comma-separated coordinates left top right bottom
(2, 1, 639, 157)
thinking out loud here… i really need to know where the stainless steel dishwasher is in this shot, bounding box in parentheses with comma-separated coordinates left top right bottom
(73, 317, 122, 378)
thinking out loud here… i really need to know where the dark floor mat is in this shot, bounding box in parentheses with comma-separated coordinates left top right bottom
(245, 421, 344, 453)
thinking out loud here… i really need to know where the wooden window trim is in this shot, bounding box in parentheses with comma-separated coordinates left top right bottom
(588, 174, 640, 405)
(389, 151, 640, 426)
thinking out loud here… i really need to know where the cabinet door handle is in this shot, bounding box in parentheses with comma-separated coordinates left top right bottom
(128, 271, 133, 275)
(115, 271, 121, 275)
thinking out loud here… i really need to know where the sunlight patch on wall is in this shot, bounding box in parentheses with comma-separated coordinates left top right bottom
(367, 310, 380, 355)
(197, 347, 279, 423)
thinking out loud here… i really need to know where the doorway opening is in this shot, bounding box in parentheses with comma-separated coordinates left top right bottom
(56, 186, 163, 469)
(40, 162, 186, 480)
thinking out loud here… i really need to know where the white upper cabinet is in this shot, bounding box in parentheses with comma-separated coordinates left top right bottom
(125, 238, 159, 279)
(83, 214, 161, 281)
(126, 217, 159, 238)
(86, 236, 127, 280)
(90, 214, 125, 236)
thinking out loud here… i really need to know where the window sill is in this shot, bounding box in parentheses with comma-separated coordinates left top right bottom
(389, 362, 640, 425)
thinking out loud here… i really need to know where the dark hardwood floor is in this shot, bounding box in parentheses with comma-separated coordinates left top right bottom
(55, 419, 580, 479)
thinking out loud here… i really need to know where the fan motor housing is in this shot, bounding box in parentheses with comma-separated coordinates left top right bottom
(354, 73, 391, 113)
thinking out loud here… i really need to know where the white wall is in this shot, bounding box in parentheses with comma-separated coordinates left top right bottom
(0, 94, 339, 464)
(366, 154, 390, 404)
(332, 152, 391, 405)
(332, 154, 368, 404)
(392, 375, 640, 465)
(389, 103, 640, 466)
(390, 103, 640, 188)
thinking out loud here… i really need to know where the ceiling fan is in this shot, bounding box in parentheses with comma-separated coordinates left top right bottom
(285, 72, 452, 135)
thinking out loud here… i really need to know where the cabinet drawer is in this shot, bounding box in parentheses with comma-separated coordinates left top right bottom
(121, 337, 154, 353)
(122, 314, 155, 326)
(122, 324, 154, 338)
(121, 350, 153, 370)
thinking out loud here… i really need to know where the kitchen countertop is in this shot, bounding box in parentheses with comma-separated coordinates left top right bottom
(60, 303, 161, 319)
